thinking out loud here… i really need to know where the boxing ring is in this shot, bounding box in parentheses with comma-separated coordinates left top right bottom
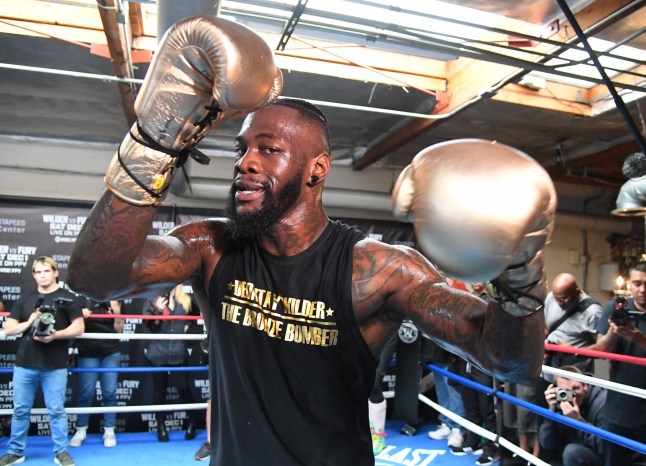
(0, 311, 211, 464)
(0, 312, 645, 465)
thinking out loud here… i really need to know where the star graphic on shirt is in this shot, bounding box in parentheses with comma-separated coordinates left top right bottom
(227, 282, 234, 291)
(326, 307, 335, 317)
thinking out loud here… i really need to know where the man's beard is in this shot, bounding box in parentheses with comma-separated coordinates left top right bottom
(225, 172, 303, 239)
(561, 298, 578, 312)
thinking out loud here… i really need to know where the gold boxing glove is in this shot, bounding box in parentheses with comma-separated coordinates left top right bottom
(106, 16, 283, 206)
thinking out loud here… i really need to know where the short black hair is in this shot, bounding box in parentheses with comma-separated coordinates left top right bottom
(273, 97, 330, 151)
(630, 261, 646, 274)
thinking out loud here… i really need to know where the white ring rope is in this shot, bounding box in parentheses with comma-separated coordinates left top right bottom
(0, 402, 208, 416)
(542, 365, 646, 399)
(78, 333, 206, 340)
(418, 393, 550, 466)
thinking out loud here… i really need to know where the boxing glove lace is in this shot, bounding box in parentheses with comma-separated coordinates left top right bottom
(105, 16, 283, 206)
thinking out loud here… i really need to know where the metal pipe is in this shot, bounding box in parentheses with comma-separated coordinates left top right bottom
(0, 62, 450, 119)
(157, 0, 221, 39)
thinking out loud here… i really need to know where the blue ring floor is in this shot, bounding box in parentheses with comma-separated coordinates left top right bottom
(0, 420, 499, 465)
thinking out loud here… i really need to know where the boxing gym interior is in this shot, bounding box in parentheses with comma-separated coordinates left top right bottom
(0, 1, 645, 465)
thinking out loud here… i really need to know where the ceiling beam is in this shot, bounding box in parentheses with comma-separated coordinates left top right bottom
(352, 0, 637, 170)
(128, 1, 144, 38)
(96, 0, 136, 126)
(492, 82, 591, 115)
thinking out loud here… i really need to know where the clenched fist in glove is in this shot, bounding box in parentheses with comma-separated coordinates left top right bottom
(106, 16, 283, 206)
(392, 139, 556, 316)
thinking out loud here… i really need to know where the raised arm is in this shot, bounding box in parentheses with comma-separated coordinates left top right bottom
(69, 193, 199, 300)
(381, 139, 557, 383)
(68, 16, 282, 300)
(354, 241, 545, 383)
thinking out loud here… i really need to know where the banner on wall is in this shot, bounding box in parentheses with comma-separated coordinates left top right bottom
(0, 201, 210, 434)
(0, 201, 416, 435)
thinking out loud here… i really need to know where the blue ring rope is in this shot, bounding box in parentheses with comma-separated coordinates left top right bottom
(427, 363, 646, 455)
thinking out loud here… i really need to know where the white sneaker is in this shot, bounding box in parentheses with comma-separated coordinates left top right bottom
(447, 428, 464, 448)
(103, 428, 116, 448)
(69, 427, 87, 447)
(427, 423, 451, 440)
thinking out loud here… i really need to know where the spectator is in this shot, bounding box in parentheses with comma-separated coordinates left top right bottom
(70, 299, 124, 448)
(424, 338, 465, 449)
(144, 284, 199, 443)
(191, 296, 211, 462)
(426, 278, 468, 450)
(368, 332, 398, 455)
(194, 399, 211, 462)
(539, 365, 606, 466)
(592, 261, 646, 466)
(502, 382, 540, 462)
(452, 282, 500, 466)
(505, 269, 543, 466)
(0, 256, 84, 466)
(543, 273, 603, 374)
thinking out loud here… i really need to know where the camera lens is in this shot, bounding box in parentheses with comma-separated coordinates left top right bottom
(555, 388, 572, 402)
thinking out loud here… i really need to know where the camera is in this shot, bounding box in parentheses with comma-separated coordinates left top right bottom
(610, 296, 646, 326)
(610, 296, 629, 326)
(87, 299, 111, 314)
(555, 387, 574, 403)
(32, 312, 56, 336)
(32, 297, 73, 337)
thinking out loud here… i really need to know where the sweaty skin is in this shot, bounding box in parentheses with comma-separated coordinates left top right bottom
(68, 104, 544, 382)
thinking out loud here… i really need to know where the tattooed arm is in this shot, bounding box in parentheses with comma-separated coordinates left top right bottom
(354, 239, 544, 383)
(68, 191, 222, 301)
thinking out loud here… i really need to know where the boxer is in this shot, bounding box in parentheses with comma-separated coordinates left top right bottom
(69, 15, 556, 466)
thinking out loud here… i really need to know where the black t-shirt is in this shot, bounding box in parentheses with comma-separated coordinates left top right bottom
(596, 298, 646, 428)
(10, 287, 84, 369)
(208, 220, 376, 466)
(76, 300, 121, 357)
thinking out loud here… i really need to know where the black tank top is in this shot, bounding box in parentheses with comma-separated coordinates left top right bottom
(208, 220, 377, 465)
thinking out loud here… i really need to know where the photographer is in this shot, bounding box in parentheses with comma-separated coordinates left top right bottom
(69, 300, 123, 449)
(539, 366, 606, 466)
(592, 261, 646, 466)
(0, 256, 84, 466)
(144, 284, 199, 443)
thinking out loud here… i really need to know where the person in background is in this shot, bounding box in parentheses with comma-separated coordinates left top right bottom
(503, 383, 540, 463)
(186, 295, 210, 461)
(426, 278, 468, 450)
(452, 282, 500, 466)
(194, 400, 211, 462)
(543, 273, 602, 375)
(591, 261, 646, 466)
(423, 338, 466, 449)
(0, 256, 84, 466)
(539, 365, 606, 466)
(145, 284, 199, 443)
(70, 299, 124, 448)
(368, 331, 398, 455)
